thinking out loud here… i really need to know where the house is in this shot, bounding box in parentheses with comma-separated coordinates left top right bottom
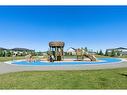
(66, 47, 76, 55)
(106, 47, 127, 56)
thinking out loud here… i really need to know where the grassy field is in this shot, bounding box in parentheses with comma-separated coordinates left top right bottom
(0, 68, 127, 89)
(0, 56, 41, 62)
(0, 56, 25, 62)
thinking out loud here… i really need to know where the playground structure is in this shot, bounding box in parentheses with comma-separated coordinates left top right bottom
(75, 48, 96, 61)
(48, 41, 65, 61)
(48, 41, 96, 62)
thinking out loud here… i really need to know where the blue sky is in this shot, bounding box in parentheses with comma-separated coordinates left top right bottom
(0, 6, 127, 51)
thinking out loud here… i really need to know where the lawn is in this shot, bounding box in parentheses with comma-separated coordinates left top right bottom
(0, 68, 127, 89)
(0, 56, 40, 62)
(0, 56, 25, 62)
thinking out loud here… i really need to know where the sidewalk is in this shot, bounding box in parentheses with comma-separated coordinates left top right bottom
(0, 61, 127, 74)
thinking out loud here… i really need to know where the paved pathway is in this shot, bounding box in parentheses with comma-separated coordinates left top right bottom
(0, 61, 127, 74)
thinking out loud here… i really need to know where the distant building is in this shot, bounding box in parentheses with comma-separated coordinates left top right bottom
(106, 47, 127, 56)
(66, 47, 76, 55)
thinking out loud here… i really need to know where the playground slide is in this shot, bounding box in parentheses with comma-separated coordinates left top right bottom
(83, 53, 96, 61)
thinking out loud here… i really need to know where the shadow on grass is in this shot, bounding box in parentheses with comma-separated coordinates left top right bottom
(118, 73, 127, 77)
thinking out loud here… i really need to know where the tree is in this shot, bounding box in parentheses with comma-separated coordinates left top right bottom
(6, 50, 12, 57)
(22, 51, 27, 56)
(69, 52, 72, 56)
(105, 50, 109, 56)
(84, 47, 88, 52)
(96, 51, 99, 55)
(64, 52, 68, 56)
(0, 50, 3, 57)
(110, 50, 116, 57)
(117, 51, 121, 56)
(98, 50, 103, 55)
(2, 51, 6, 57)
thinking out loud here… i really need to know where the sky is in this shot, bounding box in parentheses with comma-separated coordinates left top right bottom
(0, 6, 127, 51)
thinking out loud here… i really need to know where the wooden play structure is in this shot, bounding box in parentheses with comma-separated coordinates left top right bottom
(75, 48, 96, 61)
(47, 41, 96, 62)
(48, 41, 65, 61)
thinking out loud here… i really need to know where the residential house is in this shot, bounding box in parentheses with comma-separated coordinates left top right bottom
(106, 47, 127, 56)
(66, 47, 76, 55)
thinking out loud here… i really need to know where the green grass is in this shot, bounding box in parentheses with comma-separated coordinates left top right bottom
(0, 56, 25, 62)
(0, 56, 41, 62)
(95, 55, 111, 58)
(0, 68, 127, 89)
(64, 55, 77, 59)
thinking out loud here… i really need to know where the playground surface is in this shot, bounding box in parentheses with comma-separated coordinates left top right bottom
(0, 59, 127, 74)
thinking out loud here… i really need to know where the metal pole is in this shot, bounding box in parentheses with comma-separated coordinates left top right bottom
(56, 47, 57, 61)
